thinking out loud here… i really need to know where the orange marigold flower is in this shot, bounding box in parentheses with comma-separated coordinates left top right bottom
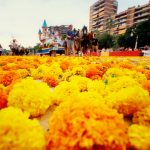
(86, 65, 102, 79)
(133, 106, 150, 126)
(60, 60, 70, 71)
(47, 99, 129, 150)
(0, 88, 7, 109)
(142, 80, 150, 95)
(0, 71, 19, 86)
(144, 70, 150, 80)
(43, 75, 59, 87)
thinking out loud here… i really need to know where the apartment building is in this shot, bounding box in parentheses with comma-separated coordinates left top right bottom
(90, 0, 150, 35)
(49, 25, 69, 36)
(114, 1, 150, 35)
(89, 0, 118, 33)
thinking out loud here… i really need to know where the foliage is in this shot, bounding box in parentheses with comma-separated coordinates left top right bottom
(96, 32, 114, 49)
(117, 18, 150, 48)
(34, 43, 42, 53)
(136, 17, 150, 47)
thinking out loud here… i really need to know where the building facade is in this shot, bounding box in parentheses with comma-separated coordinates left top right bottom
(89, 0, 118, 33)
(90, 0, 150, 35)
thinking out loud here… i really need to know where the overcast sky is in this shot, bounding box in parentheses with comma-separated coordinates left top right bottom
(0, 0, 148, 49)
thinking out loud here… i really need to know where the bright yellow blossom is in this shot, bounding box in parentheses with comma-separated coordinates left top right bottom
(0, 107, 46, 150)
(8, 77, 52, 117)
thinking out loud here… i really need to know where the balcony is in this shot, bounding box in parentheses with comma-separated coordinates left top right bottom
(134, 12, 149, 19)
(93, 1, 105, 10)
(134, 18, 149, 24)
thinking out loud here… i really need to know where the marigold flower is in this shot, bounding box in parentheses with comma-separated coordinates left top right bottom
(16, 69, 30, 78)
(105, 86, 150, 116)
(71, 66, 86, 77)
(42, 75, 59, 87)
(0, 71, 19, 86)
(60, 60, 70, 71)
(47, 98, 128, 150)
(86, 65, 102, 79)
(87, 79, 105, 96)
(50, 81, 80, 105)
(69, 76, 91, 92)
(133, 106, 150, 126)
(105, 76, 141, 94)
(142, 80, 150, 95)
(31, 64, 51, 80)
(0, 107, 46, 150)
(8, 77, 52, 117)
(128, 124, 150, 150)
(103, 67, 147, 84)
(62, 71, 73, 81)
(0, 87, 7, 109)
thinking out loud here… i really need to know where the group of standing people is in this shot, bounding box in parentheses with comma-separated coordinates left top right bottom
(0, 40, 29, 56)
(9, 39, 29, 56)
(65, 25, 99, 56)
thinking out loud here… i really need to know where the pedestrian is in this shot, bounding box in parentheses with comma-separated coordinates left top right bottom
(74, 29, 81, 55)
(0, 44, 3, 56)
(91, 34, 99, 53)
(66, 25, 75, 56)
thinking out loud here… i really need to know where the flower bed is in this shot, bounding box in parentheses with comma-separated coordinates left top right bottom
(0, 56, 150, 150)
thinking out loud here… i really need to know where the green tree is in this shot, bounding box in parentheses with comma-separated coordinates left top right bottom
(33, 44, 42, 54)
(106, 17, 115, 34)
(96, 32, 114, 49)
(118, 18, 150, 48)
(136, 18, 150, 47)
(117, 34, 126, 47)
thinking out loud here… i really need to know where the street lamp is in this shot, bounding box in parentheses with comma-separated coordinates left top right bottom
(131, 28, 138, 50)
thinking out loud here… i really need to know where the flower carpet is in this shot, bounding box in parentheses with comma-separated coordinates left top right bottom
(0, 56, 150, 150)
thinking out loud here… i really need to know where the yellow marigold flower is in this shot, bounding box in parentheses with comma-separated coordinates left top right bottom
(128, 124, 150, 150)
(47, 98, 128, 150)
(103, 67, 147, 84)
(71, 66, 86, 77)
(62, 70, 73, 81)
(105, 86, 150, 116)
(16, 69, 30, 78)
(0, 107, 46, 150)
(48, 62, 63, 78)
(78, 91, 105, 105)
(87, 79, 105, 97)
(69, 76, 91, 92)
(105, 76, 141, 94)
(133, 106, 150, 126)
(50, 81, 80, 105)
(31, 64, 50, 80)
(8, 77, 52, 117)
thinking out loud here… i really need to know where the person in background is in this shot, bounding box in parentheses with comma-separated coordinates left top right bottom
(63, 38, 68, 55)
(0, 44, 3, 56)
(91, 34, 99, 53)
(81, 34, 90, 55)
(74, 29, 81, 55)
(66, 25, 75, 56)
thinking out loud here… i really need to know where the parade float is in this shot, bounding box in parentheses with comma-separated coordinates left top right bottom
(37, 20, 65, 56)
